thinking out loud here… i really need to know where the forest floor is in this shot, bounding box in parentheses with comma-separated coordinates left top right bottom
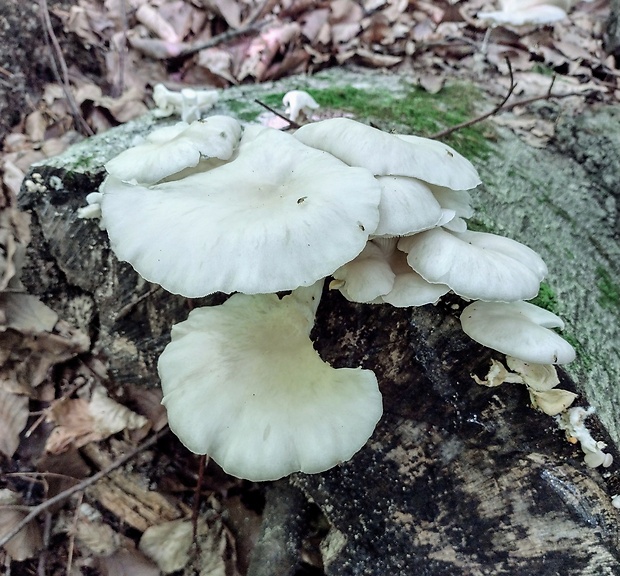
(0, 0, 618, 575)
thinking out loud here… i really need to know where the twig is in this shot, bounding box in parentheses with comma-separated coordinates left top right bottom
(113, 0, 129, 97)
(0, 427, 169, 548)
(254, 99, 300, 129)
(191, 454, 209, 542)
(429, 58, 516, 139)
(177, 18, 273, 58)
(39, 0, 93, 136)
(243, 0, 278, 26)
(37, 512, 52, 576)
(429, 65, 599, 140)
(65, 493, 83, 576)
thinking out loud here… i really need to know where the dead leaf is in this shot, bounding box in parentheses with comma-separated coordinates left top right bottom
(45, 385, 148, 453)
(0, 389, 29, 458)
(135, 4, 181, 43)
(0, 489, 42, 561)
(97, 548, 160, 576)
(139, 519, 193, 573)
(0, 293, 58, 333)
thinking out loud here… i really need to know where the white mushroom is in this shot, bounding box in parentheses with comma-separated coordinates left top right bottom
(478, 0, 572, 26)
(105, 116, 242, 185)
(294, 118, 482, 191)
(101, 126, 381, 297)
(282, 90, 320, 123)
(430, 186, 474, 233)
(460, 300, 576, 364)
(373, 176, 444, 237)
(158, 282, 382, 481)
(152, 83, 219, 122)
(332, 238, 449, 307)
(398, 228, 547, 302)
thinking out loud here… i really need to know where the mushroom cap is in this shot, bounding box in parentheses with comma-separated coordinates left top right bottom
(283, 90, 320, 122)
(158, 289, 382, 481)
(294, 118, 482, 190)
(104, 116, 242, 185)
(101, 126, 381, 297)
(460, 300, 576, 364)
(478, 3, 568, 26)
(333, 238, 450, 306)
(332, 241, 396, 303)
(374, 176, 444, 237)
(398, 228, 547, 302)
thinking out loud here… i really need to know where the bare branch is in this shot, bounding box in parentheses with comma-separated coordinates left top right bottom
(177, 18, 273, 59)
(39, 0, 93, 136)
(430, 58, 516, 140)
(254, 99, 301, 129)
(0, 428, 169, 548)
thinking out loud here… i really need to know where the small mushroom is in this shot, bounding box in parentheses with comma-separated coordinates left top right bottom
(294, 118, 481, 191)
(158, 282, 382, 481)
(105, 116, 242, 185)
(398, 228, 547, 302)
(101, 126, 381, 297)
(282, 90, 320, 123)
(460, 300, 576, 364)
(152, 83, 219, 121)
(478, 0, 571, 26)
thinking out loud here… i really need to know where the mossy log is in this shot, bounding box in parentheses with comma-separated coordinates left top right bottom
(18, 69, 620, 575)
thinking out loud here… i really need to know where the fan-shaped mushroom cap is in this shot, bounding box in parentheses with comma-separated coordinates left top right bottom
(374, 176, 444, 237)
(101, 126, 382, 297)
(333, 238, 449, 306)
(294, 118, 481, 190)
(460, 300, 576, 364)
(332, 241, 395, 303)
(398, 228, 547, 302)
(158, 285, 382, 481)
(430, 186, 474, 233)
(380, 245, 450, 307)
(105, 116, 242, 185)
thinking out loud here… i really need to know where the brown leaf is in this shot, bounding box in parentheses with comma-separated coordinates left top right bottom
(139, 520, 193, 573)
(45, 386, 148, 454)
(0, 293, 58, 333)
(96, 548, 160, 576)
(0, 389, 29, 458)
(0, 489, 43, 561)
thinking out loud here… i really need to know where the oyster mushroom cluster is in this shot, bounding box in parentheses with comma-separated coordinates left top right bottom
(94, 113, 575, 481)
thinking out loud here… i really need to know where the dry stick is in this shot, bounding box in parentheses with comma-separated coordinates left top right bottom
(177, 18, 273, 58)
(254, 99, 301, 129)
(65, 492, 83, 576)
(39, 0, 93, 136)
(0, 427, 169, 548)
(191, 454, 209, 542)
(430, 59, 517, 140)
(244, 0, 279, 26)
(114, 0, 129, 97)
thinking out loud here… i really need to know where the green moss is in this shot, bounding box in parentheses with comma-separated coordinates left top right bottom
(528, 282, 559, 315)
(562, 333, 594, 371)
(465, 218, 496, 234)
(225, 100, 263, 122)
(596, 266, 620, 309)
(263, 84, 491, 159)
(531, 64, 555, 77)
